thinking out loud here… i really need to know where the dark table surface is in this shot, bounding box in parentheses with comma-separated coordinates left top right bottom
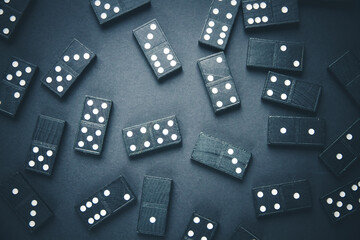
(1, 0, 360, 239)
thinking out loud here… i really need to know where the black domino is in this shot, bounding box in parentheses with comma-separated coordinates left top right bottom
(247, 38, 304, 72)
(133, 19, 182, 80)
(268, 116, 326, 147)
(0, 172, 53, 232)
(122, 115, 181, 157)
(0, 0, 30, 39)
(75, 176, 136, 230)
(198, 0, 240, 50)
(181, 213, 218, 240)
(90, 0, 150, 24)
(262, 71, 321, 112)
(242, 0, 299, 29)
(230, 226, 260, 240)
(74, 96, 112, 155)
(0, 57, 37, 117)
(25, 115, 65, 176)
(41, 39, 95, 97)
(252, 180, 312, 217)
(191, 133, 251, 180)
(328, 51, 360, 107)
(319, 119, 360, 177)
(197, 52, 241, 113)
(137, 175, 172, 236)
(320, 177, 360, 223)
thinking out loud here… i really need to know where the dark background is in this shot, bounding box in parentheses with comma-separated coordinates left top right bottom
(1, 0, 360, 239)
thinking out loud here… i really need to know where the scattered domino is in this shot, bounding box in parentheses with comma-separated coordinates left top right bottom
(0, 0, 31, 39)
(268, 116, 326, 147)
(137, 175, 172, 236)
(25, 115, 66, 176)
(319, 119, 360, 177)
(0, 57, 37, 117)
(191, 133, 251, 180)
(41, 39, 96, 97)
(133, 19, 182, 80)
(75, 175, 136, 230)
(252, 180, 312, 217)
(122, 115, 182, 157)
(0, 172, 53, 232)
(198, 0, 240, 50)
(247, 38, 304, 72)
(242, 0, 299, 29)
(90, 0, 150, 24)
(74, 96, 112, 155)
(328, 51, 360, 107)
(262, 71, 322, 112)
(197, 52, 241, 113)
(230, 225, 260, 240)
(181, 213, 218, 240)
(320, 177, 360, 223)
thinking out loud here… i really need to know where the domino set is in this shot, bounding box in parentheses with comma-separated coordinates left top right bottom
(0, 172, 53, 232)
(0, 57, 37, 116)
(197, 52, 241, 113)
(25, 115, 66, 176)
(320, 177, 360, 223)
(252, 179, 312, 217)
(137, 176, 172, 236)
(247, 38, 304, 72)
(199, 0, 240, 50)
(262, 71, 321, 112)
(267, 116, 325, 147)
(182, 213, 218, 240)
(133, 19, 182, 80)
(191, 132, 251, 180)
(1, 0, 360, 238)
(0, 0, 30, 39)
(242, 0, 299, 29)
(122, 115, 182, 157)
(74, 96, 112, 155)
(41, 39, 96, 98)
(319, 119, 360, 177)
(328, 51, 360, 107)
(75, 175, 136, 229)
(90, 0, 150, 24)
